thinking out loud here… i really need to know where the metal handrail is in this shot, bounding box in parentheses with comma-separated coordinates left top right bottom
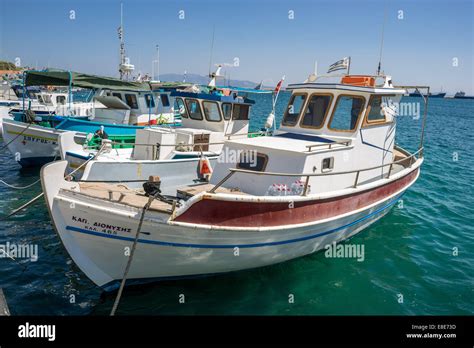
(306, 139, 352, 152)
(85, 131, 263, 149)
(208, 146, 423, 194)
(86, 140, 227, 148)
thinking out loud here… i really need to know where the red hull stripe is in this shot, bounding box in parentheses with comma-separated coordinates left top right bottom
(174, 169, 419, 227)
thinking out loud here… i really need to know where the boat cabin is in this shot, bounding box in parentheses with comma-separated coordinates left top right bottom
(101, 88, 175, 125)
(131, 90, 254, 160)
(210, 75, 408, 195)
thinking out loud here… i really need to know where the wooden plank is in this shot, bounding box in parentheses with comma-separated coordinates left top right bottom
(0, 288, 10, 316)
(177, 183, 247, 199)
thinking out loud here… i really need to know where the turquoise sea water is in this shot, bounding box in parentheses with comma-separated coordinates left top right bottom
(0, 94, 472, 315)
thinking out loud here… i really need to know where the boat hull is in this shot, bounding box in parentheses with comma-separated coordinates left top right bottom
(2, 119, 66, 166)
(0, 107, 13, 137)
(3, 118, 142, 167)
(42, 161, 420, 287)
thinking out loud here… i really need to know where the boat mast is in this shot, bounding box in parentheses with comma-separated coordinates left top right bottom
(208, 25, 215, 78)
(376, 3, 388, 76)
(118, 3, 134, 80)
(119, 3, 125, 80)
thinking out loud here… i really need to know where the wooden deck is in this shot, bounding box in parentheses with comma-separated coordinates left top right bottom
(77, 182, 173, 213)
(177, 183, 248, 200)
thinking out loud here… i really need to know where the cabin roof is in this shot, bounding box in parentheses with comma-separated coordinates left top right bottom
(170, 91, 255, 104)
(228, 132, 338, 153)
(287, 82, 406, 94)
(24, 69, 151, 92)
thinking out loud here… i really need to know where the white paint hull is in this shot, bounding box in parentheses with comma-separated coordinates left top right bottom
(42, 162, 410, 288)
(2, 119, 86, 166)
(0, 106, 15, 136)
(2, 119, 63, 166)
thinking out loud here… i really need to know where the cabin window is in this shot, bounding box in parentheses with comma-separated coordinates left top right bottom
(185, 99, 203, 120)
(160, 94, 170, 107)
(237, 152, 268, 172)
(300, 94, 332, 128)
(174, 98, 188, 118)
(365, 95, 392, 124)
(203, 101, 222, 122)
(56, 96, 66, 105)
(40, 94, 52, 105)
(282, 94, 306, 126)
(321, 157, 334, 172)
(145, 94, 155, 108)
(328, 95, 365, 132)
(125, 94, 139, 109)
(112, 93, 122, 100)
(232, 104, 250, 120)
(222, 103, 232, 120)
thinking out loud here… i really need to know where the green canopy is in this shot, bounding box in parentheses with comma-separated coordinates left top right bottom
(24, 69, 151, 92)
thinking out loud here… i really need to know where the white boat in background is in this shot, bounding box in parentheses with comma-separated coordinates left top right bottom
(0, 83, 45, 135)
(41, 68, 429, 288)
(1, 70, 181, 167)
(59, 86, 264, 189)
(58, 63, 274, 184)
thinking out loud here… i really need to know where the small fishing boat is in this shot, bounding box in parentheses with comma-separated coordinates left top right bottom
(41, 71, 428, 288)
(0, 83, 47, 135)
(2, 70, 180, 167)
(59, 86, 262, 185)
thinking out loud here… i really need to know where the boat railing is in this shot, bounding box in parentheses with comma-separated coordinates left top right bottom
(84, 131, 265, 151)
(208, 146, 423, 196)
(306, 139, 352, 152)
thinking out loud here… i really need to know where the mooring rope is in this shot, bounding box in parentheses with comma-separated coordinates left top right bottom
(110, 193, 157, 316)
(1, 144, 106, 220)
(0, 179, 41, 190)
(0, 193, 44, 221)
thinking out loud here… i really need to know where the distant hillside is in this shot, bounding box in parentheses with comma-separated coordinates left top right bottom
(159, 73, 262, 89)
(0, 61, 21, 71)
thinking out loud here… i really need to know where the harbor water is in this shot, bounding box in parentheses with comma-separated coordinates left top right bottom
(0, 94, 472, 315)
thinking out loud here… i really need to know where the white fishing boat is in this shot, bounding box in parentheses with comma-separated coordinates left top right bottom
(59, 87, 261, 186)
(2, 70, 179, 167)
(41, 70, 428, 288)
(0, 83, 46, 135)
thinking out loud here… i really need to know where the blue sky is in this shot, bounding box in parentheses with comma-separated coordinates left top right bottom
(1, 0, 473, 94)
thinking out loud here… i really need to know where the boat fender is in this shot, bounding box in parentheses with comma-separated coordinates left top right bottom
(265, 112, 275, 129)
(199, 155, 213, 180)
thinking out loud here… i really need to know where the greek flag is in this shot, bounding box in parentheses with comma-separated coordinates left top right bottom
(327, 57, 350, 73)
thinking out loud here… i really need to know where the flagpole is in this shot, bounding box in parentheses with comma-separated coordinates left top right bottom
(272, 75, 285, 133)
(272, 75, 285, 113)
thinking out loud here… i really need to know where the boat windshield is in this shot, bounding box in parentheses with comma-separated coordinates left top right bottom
(282, 94, 306, 126)
(185, 98, 203, 120)
(300, 94, 332, 128)
(329, 95, 365, 131)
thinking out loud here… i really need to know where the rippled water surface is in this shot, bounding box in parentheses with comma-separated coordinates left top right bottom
(0, 94, 472, 315)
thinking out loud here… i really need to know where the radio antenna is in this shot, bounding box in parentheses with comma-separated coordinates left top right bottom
(376, 3, 388, 76)
(208, 25, 216, 76)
